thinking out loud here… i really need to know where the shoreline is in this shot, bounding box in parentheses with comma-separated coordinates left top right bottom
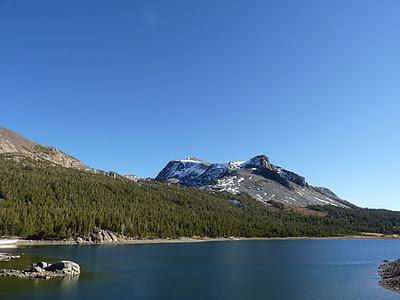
(379, 259, 400, 293)
(11, 234, 400, 246)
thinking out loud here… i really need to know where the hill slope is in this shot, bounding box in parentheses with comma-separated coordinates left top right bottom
(0, 127, 89, 170)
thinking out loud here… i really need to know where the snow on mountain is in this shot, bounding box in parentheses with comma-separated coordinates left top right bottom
(156, 155, 350, 208)
(0, 127, 352, 209)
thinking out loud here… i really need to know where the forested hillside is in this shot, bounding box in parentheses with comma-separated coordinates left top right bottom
(0, 155, 399, 239)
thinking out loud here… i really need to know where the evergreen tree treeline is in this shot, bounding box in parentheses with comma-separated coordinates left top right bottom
(0, 157, 399, 239)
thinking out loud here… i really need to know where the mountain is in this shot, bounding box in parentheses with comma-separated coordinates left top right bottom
(2, 126, 400, 240)
(156, 155, 351, 208)
(0, 127, 350, 209)
(2, 151, 400, 240)
(0, 127, 89, 170)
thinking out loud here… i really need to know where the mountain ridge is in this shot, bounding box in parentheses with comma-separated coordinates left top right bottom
(0, 126, 351, 208)
(0, 127, 89, 171)
(155, 155, 350, 208)
(3, 127, 400, 241)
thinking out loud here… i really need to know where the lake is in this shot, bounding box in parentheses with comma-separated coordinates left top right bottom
(0, 240, 399, 299)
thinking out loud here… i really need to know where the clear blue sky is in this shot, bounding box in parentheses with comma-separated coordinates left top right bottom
(1, 1, 399, 210)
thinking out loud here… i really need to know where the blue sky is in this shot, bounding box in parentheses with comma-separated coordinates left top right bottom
(1, 0, 399, 210)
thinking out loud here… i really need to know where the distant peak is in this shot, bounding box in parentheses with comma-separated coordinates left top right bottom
(0, 127, 19, 135)
(0, 127, 37, 153)
(183, 156, 203, 162)
(0, 127, 88, 170)
(242, 155, 272, 169)
(186, 155, 200, 161)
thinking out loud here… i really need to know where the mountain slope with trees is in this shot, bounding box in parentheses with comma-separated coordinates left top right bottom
(1, 155, 400, 240)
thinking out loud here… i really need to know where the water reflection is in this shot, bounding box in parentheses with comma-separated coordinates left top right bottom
(0, 275, 81, 297)
(60, 275, 80, 288)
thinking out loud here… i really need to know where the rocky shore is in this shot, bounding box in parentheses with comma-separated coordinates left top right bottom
(75, 227, 124, 244)
(379, 259, 400, 292)
(7, 231, 400, 247)
(0, 260, 80, 279)
(0, 253, 20, 262)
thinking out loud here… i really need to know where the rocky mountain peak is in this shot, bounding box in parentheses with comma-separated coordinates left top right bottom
(155, 154, 350, 208)
(185, 156, 203, 162)
(0, 127, 89, 171)
(242, 155, 273, 169)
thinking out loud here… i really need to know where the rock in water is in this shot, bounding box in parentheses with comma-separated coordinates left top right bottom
(379, 259, 400, 292)
(36, 261, 49, 269)
(0, 260, 81, 279)
(45, 261, 81, 276)
(0, 253, 20, 262)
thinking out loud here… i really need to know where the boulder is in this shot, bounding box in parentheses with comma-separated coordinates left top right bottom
(90, 227, 119, 243)
(29, 266, 45, 273)
(36, 261, 48, 269)
(75, 227, 125, 244)
(45, 261, 80, 276)
(1, 260, 80, 279)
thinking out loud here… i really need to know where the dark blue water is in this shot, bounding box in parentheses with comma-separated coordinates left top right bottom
(1, 240, 399, 300)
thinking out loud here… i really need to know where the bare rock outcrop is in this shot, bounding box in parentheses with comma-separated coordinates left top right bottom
(76, 227, 123, 244)
(0, 260, 80, 279)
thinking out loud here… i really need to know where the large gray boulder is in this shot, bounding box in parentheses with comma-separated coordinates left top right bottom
(1, 260, 81, 279)
(45, 261, 81, 276)
(75, 227, 124, 244)
(36, 261, 48, 269)
(90, 227, 119, 243)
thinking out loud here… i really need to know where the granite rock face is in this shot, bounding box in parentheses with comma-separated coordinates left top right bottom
(75, 227, 122, 244)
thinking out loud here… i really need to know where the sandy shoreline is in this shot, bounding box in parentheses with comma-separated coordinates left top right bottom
(9, 234, 400, 246)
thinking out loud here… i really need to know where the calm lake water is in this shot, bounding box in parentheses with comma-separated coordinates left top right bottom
(0, 240, 399, 300)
